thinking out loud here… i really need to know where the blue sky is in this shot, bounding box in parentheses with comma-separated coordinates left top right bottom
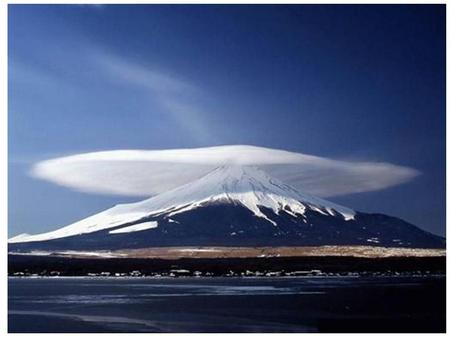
(8, 5, 445, 236)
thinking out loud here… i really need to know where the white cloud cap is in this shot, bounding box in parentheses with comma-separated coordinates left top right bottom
(31, 145, 419, 198)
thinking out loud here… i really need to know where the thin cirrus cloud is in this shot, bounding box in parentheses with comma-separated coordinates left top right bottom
(30, 145, 420, 198)
(92, 51, 214, 143)
(11, 44, 215, 143)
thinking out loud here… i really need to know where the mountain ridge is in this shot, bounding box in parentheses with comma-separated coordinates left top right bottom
(8, 165, 445, 250)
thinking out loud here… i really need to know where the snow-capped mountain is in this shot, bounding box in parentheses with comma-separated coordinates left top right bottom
(8, 165, 444, 251)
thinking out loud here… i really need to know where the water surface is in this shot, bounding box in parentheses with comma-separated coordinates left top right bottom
(8, 276, 445, 333)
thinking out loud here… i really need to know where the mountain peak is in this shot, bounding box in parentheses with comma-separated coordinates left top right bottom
(9, 165, 356, 244)
(171, 164, 356, 223)
(8, 164, 445, 250)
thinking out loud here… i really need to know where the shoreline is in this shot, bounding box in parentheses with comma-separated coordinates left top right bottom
(8, 273, 446, 279)
(9, 253, 445, 278)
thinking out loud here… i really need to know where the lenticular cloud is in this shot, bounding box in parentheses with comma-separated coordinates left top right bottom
(30, 145, 419, 198)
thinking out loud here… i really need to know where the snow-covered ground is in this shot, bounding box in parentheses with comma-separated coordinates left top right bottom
(109, 221, 158, 234)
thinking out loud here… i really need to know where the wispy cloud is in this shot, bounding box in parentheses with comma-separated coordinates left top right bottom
(91, 51, 214, 143)
(11, 44, 217, 144)
(30, 145, 420, 198)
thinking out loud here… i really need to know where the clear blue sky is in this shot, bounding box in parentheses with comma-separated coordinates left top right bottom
(8, 5, 445, 236)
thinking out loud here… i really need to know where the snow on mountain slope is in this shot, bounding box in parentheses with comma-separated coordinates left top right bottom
(108, 221, 158, 234)
(8, 165, 354, 244)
